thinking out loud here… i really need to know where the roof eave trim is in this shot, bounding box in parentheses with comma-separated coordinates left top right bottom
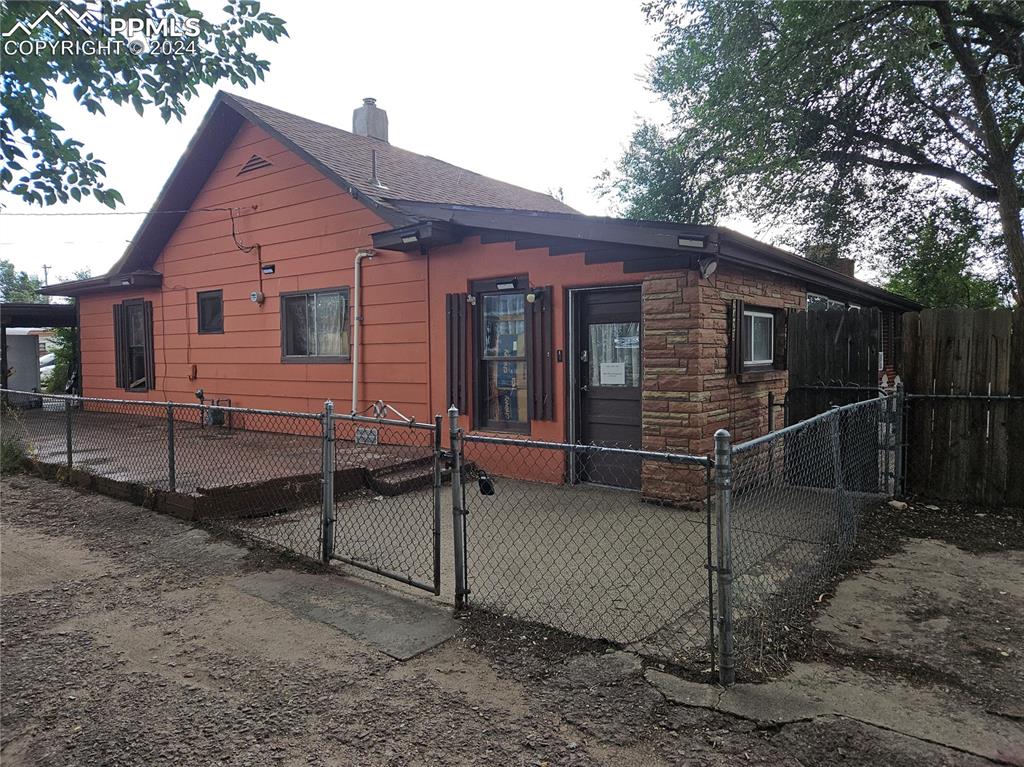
(717, 233, 922, 311)
(105, 95, 245, 278)
(390, 202, 921, 311)
(38, 271, 163, 297)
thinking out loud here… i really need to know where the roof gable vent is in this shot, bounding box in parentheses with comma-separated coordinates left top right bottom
(237, 154, 272, 176)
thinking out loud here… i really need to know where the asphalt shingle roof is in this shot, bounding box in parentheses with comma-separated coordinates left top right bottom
(227, 94, 577, 216)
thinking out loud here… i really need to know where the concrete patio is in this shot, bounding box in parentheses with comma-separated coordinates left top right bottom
(9, 405, 433, 519)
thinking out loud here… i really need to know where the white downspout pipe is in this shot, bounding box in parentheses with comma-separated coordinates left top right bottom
(351, 248, 374, 414)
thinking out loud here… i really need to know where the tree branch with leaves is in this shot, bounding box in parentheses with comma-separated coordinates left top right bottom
(613, 0, 1023, 303)
(1, 0, 287, 208)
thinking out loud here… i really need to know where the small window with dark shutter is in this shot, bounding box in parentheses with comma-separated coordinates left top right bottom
(113, 298, 155, 391)
(197, 290, 224, 334)
(729, 299, 787, 376)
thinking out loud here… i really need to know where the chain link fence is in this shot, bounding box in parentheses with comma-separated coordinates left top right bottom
(3, 387, 901, 684)
(721, 394, 897, 678)
(0, 389, 329, 560)
(455, 430, 715, 669)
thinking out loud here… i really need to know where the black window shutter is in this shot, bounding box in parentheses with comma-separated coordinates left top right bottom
(773, 308, 788, 370)
(142, 300, 156, 390)
(727, 298, 745, 374)
(113, 303, 127, 390)
(526, 286, 554, 421)
(445, 293, 468, 412)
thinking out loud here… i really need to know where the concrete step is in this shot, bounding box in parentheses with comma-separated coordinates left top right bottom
(367, 460, 449, 496)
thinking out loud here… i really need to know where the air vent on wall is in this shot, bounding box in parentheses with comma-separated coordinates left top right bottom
(237, 154, 272, 176)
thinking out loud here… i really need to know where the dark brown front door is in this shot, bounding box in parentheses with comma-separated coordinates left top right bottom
(576, 287, 642, 489)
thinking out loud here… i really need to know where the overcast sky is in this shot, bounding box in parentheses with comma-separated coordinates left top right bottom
(1, 1, 692, 283)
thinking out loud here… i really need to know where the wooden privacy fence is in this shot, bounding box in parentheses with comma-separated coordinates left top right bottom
(785, 307, 881, 424)
(901, 308, 1024, 506)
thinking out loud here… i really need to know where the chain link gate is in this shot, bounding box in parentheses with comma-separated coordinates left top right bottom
(322, 407, 443, 595)
(446, 407, 717, 671)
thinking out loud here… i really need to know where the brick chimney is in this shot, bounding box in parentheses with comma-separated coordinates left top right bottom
(353, 97, 388, 142)
(833, 258, 856, 278)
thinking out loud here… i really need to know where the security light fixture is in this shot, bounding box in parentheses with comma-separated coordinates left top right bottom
(400, 233, 419, 245)
(698, 256, 719, 279)
(678, 235, 706, 249)
(261, 263, 276, 275)
(496, 281, 517, 290)
(525, 291, 537, 304)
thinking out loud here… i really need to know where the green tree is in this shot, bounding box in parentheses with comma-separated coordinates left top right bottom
(1, 0, 287, 207)
(597, 122, 727, 223)
(611, 0, 1023, 303)
(0, 259, 42, 301)
(881, 199, 1005, 308)
(43, 269, 91, 393)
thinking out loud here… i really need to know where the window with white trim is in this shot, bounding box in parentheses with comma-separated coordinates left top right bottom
(742, 310, 774, 367)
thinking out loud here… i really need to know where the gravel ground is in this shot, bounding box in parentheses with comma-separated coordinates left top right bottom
(2, 472, 1016, 766)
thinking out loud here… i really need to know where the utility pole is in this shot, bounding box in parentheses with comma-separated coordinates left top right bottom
(41, 265, 51, 304)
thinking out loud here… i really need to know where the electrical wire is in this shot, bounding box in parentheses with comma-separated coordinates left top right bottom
(0, 207, 241, 217)
(228, 207, 257, 254)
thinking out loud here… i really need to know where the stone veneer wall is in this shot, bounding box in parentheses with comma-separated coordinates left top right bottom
(640, 265, 806, 503)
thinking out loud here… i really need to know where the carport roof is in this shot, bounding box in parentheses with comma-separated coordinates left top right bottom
(0, 302, 77, 328)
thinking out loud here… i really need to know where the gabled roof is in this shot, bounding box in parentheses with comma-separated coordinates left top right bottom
(227, 94, 577, 215)
(40, 92, 919, 311)
(42, 91, 575, 295)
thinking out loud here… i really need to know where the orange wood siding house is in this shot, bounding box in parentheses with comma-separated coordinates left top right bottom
(44, 93, 919, 498)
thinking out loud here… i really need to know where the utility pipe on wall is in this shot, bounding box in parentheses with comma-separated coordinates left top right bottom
(351, 248, 375, 414)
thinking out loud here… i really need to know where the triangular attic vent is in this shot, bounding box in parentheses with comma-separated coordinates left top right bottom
(237, 154, 272, 175)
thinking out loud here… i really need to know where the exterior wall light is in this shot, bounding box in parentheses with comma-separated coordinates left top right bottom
(678, 235, 706, 249)
(698, 256, 719, 279)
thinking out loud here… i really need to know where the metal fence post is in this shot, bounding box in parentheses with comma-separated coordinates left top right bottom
(449, 405, 468, 609)
(893, 381, 905, 497)
(828, 408, 852, 542)
(432, 415, 443, 596)
(881, 392, 891, 495)
(714, 428, 735, 686)
(64, 398, 73, 471)
(321, 400, 335, 564)
(166, 402, 176, 492)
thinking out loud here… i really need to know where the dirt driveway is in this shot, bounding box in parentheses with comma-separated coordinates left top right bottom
(2, 473, 1022, 766)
